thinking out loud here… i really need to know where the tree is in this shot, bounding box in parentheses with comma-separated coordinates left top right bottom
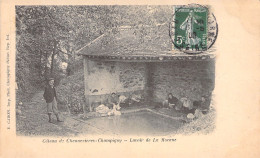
(16, 5, 173, 94)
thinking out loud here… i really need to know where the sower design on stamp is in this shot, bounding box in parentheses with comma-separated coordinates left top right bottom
(170, 4, 218, 54)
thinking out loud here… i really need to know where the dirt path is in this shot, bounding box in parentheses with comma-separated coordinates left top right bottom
(16, 91, 104, 136)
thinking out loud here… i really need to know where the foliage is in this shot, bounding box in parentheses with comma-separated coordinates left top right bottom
(16, 6, 173, 103)
(16, 6, 123, 92)
(56, 66, 85, 114)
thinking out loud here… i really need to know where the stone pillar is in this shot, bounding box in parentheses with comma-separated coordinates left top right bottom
(145, 62, 154, 103)
(83, 57, 92, 112)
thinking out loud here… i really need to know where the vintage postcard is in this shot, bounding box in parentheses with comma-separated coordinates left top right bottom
(1, 0, 260, 157)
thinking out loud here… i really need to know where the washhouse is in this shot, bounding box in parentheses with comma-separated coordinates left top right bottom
(77, 24, 215, 112)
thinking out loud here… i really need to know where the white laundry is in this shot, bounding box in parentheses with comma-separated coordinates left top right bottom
(95, 104, 110, 114)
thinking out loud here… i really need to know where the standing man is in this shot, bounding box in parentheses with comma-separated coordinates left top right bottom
(43, 78, 63, 123)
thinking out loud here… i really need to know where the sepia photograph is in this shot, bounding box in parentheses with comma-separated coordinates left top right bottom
(16, 5, 217, 136)
(1, 0, 260, 157)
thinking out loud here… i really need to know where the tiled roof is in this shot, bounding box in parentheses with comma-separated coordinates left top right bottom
(77, 24, 216, 61)
(77, 24, 172, 56)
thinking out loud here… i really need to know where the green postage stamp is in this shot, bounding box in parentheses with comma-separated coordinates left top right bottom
(170, 4, 218, 54)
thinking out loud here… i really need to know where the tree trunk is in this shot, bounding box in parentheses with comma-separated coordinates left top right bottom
(66, 44, 73, 76)
(50, 40, 57, 75)
(44, 50, 48, 80)
(39, 50, 42, 78)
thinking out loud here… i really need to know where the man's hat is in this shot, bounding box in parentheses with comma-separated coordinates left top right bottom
(48, 77, 55, 81)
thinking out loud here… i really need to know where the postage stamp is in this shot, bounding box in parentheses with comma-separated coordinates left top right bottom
(170, 4, 218, 54)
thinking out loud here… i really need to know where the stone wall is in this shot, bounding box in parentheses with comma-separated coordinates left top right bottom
(83, 57, 147, 109)
(150, 60, 215, 103)
(83, 57, 215, 110)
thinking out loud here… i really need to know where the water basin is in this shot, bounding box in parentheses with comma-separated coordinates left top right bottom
(82, 110, 183, 136)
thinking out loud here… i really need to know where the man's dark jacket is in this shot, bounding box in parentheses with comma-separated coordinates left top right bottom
(43, 85, 57, 103)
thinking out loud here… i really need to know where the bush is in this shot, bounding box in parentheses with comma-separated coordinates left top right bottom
(57, 69, 85, 114)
